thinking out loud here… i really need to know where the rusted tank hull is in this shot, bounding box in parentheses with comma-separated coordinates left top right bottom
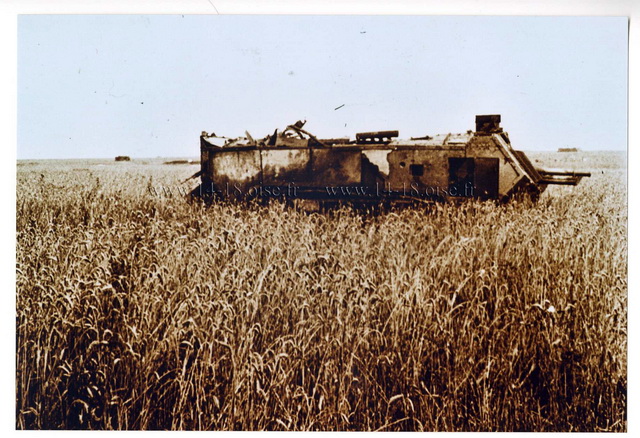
(195, 115, 590, 205)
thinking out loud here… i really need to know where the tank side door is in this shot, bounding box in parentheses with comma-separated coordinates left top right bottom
(448, 157, 474, 197)
(474, 157, 499, 199)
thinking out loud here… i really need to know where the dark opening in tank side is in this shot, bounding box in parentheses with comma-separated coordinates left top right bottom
(474, 158, 500, 199)
(448, 157, 475, 197)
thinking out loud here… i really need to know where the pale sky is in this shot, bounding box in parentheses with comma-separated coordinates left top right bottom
(17, 15, 628, 159)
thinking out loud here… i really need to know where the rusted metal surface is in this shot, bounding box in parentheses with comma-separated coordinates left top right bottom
(195, 115, 590, 204)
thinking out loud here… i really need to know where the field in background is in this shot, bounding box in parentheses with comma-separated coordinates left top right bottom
(16, 151, 627, 431)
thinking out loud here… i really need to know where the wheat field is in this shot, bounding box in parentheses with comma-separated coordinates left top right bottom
(15, 151, 627, 431)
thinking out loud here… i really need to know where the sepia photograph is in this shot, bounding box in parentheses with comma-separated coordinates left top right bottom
(14, 7, 628, 432)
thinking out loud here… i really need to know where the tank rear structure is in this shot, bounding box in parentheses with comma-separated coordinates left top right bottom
(191, 115, 590, 206)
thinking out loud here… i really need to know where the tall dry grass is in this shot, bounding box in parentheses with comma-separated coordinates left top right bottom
(16, 153, 626, 431)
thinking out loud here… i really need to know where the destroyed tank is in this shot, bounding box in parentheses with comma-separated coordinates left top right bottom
(192, 115, 590, 207)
